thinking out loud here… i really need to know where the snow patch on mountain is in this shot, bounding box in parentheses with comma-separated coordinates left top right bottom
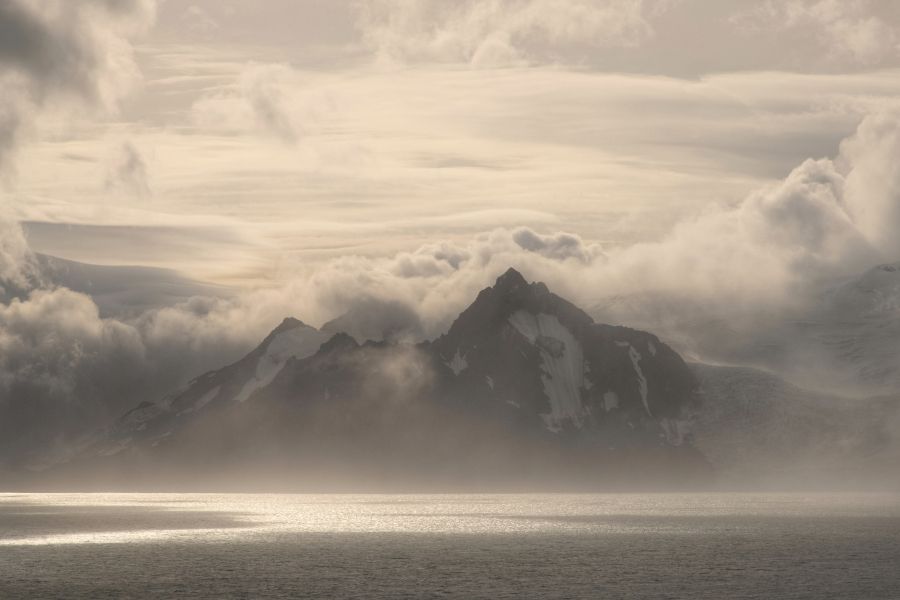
(617, 341, 651, 416)
(829, 262, 900, 318)
(509, 310, 586, 431)
(235, 325, 329, 403)
(98, 440, 131, 457)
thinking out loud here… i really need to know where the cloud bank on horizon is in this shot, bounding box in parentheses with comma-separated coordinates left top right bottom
(2, 0, 900, 457)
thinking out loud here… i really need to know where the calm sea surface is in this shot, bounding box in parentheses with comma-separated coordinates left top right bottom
(1, 492, 899, 599)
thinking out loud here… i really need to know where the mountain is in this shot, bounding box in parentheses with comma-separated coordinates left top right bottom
(57, 268, 708, 490)
(690, 363, 900, 489)
(1, 253, 230, 319)
(0, 255, 241, 474)
(827, 262, 900, 318)
(429, 268, 697, 440)
(94, 317, 332, 454)
(35, 254, 231, 318)
(592, 262, 900, 397)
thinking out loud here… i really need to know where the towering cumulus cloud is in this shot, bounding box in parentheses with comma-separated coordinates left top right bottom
(601, 111, 900, 314)
(840, 112, 900, 258)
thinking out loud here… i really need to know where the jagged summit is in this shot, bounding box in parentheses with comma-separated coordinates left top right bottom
(429, 268, 696, 433)
(439, 268, 592, 349)
(317, 332, 359, 355)
(491, 267, 553, 301)
(494, 267, 528, 291)
(272, 317, 310, 334)
(74, 267, 706, 487)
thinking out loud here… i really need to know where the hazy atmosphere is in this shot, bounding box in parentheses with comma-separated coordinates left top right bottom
(2, 2, 900, 597)
(1, 0, 899, 482)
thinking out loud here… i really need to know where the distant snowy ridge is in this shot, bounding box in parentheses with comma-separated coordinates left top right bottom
(235, 324, 330, 403)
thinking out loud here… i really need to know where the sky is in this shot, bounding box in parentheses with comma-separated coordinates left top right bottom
(3, 0, 899, 287)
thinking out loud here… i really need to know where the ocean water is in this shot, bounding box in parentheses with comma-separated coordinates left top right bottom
(1, 493, 899, 599)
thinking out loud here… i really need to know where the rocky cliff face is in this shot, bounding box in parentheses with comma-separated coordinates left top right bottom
(429, 268, 697, 443)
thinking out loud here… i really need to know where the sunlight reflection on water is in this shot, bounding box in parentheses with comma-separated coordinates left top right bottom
(2, 493, 900, 599)
(2, 492, 898, 545)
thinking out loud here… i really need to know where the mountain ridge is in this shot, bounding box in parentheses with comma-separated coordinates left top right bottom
(49, 268, 710, 489)
(12, 266, 900, 491)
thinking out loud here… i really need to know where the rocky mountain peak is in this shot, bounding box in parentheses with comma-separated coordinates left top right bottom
(72, 267, 706, 487)
(439, 268, 591, 348)
(316, 332, 359, 356)
(494, 267, 528, 292)
(272, 317, 310, 334)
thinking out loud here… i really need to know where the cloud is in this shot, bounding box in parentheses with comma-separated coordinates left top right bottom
(22, 55, 900, 278)
(253, 110, 900, 338)
(22, 102, 891, 377)
(512, 228, 601, 263)
(0, 214, 37, 295)
(63, 107, 888, 391)
(0, 283, 275, 464)
(181, 4, 220, 37)
(0, 286, 146, 460)
(104, 140, 151, 198)
(0, 0, 162, 463)
(237, 64, 300, 143)
(606, 159, 869, 309)
(6, 105, 900, 342)
(322, 297, 425, 342)
(356, 0, 673, 67)
(733, 0, 899, 66)
(191, 63, 337, 143)
(840, 111, 900, 258)
(576, 112, 900, 331)
(0, 0, 156, 171)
